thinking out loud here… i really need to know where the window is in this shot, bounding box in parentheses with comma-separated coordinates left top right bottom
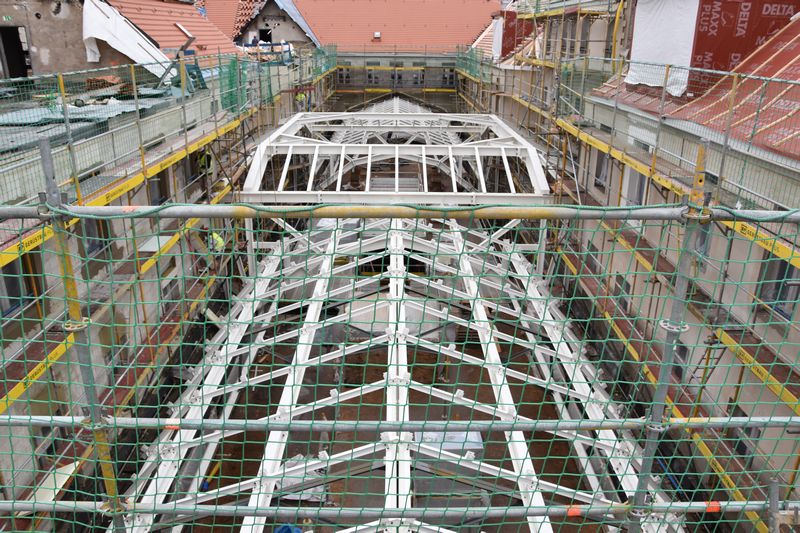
(705, 170, 719, 186)
(759, 256, 800, 319)
(442, 68, 455, 86)
(0, 27, 31, 78)
(367, 71, 380, 86)
(0, 259, 27, 315)
(149, 170, 170, 205)
(604, 19, 615, 56)
(258, 28, 272, 43)
(550, 20, 561, 55)
(594, 152, 609, 189)
(579, 18, 591, 55)
(613, 274, 631, 312)
(727, 403, 761, 459)
(562, 19, 576, 56)
(633, 139, 652, 153)
(161, 258, 182, 316)
(411, 63, 425, 86)
(625, 170, 647, 206)
(337, 67, 351, 85)
(83, 219, 110, 257)
(586, 241, 603, 275)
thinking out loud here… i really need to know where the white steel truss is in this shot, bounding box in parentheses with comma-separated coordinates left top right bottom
(119, 98, 686, 533)
(241, 102, 550, 205)
(120, 219, 684, 533)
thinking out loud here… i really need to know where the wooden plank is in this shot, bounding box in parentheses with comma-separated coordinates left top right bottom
(0, 334, 75, 416)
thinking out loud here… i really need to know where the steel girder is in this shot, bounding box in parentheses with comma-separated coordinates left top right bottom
(241, 110, 550, 204)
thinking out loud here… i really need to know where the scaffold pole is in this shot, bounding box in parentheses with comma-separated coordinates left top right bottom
(40, 139, 126, 529)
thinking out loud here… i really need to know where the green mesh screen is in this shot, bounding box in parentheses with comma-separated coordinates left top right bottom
(0, 203, 798, 532)
(221, 57, 247, 114)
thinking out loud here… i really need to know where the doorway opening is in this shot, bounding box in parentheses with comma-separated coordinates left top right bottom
(0, 26, 30, 78)
(259, 28, 273, 43)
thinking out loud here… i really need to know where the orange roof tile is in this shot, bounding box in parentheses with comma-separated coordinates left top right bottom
(204, 0, 239, 38)
(110, 0, 239, 55)
(472, 21, 496, 58)
(204, 0, 260, 39)
(292, 0, 500, 52)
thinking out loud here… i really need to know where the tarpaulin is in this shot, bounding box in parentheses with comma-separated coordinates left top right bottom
(498, 11, 534, 58)
(625, 0, 701, 97)
(83, 0, 170, 78)
(692, 0, 799, 71)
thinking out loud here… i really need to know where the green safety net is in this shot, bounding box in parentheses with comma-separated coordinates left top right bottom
(220, 57, 247, 113)
(0, 34, 797, 533)
(0, 202, 798, 532)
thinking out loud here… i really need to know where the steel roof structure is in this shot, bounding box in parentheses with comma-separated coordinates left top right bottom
(122, 99, 684, 533)
(242, 99, 551, 205)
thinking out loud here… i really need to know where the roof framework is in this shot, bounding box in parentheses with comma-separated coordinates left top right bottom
(121, 99, 684, 533)
(242, 98, 551, 205)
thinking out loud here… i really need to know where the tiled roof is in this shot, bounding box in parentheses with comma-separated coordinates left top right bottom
(109, 0, 239, 55)
(292, 0, 500, 51)
(471, 9, 534, 62)
(672, 17, 800, 161)
(204, 0, 261, 39)
(590, 16, 800, 161)
(472, 21, 496, 59)
(590, 76, 688, 116)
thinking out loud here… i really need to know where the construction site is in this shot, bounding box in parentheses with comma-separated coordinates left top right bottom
(0, 0, 799, 531)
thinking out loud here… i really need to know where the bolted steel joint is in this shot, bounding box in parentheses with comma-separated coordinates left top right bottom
(628, 507, 648, 520)
(658, 319, 689, 334)
(63, 317, 90, 333)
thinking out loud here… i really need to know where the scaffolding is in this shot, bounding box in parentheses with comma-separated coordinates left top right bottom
(3, 193, 800, 531)
(0, 9, 797, 527)
(0, 88, 799, 533)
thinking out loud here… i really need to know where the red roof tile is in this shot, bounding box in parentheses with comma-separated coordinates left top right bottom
(590, 76, 688, 116)
(672, 17, 800, 161)
(204, 0, 260, 39)
(110, 0, 239, 55)
(292, 0, 500, 52)
(204, 0, 239, 38)
(472, 20, 496, 58)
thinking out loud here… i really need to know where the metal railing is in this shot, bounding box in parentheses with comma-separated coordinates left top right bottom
(0, 47, 337, 208)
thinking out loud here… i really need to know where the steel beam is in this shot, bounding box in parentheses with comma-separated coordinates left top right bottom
(240, 224, 339, 532)
(384, 219, 413, 521)
(449, 223, 552, 533)
(122, 256, 282, 532)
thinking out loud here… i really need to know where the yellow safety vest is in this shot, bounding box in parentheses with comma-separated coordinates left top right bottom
(210, 232, 225, 252)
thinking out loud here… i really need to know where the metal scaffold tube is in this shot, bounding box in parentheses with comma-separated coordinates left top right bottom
(5, 204, 800, 222)
(627, 142, 710, 533)
(40, 139, 126, 530)
(1, 415, 800, 432)
(0, 499, 790, 519)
